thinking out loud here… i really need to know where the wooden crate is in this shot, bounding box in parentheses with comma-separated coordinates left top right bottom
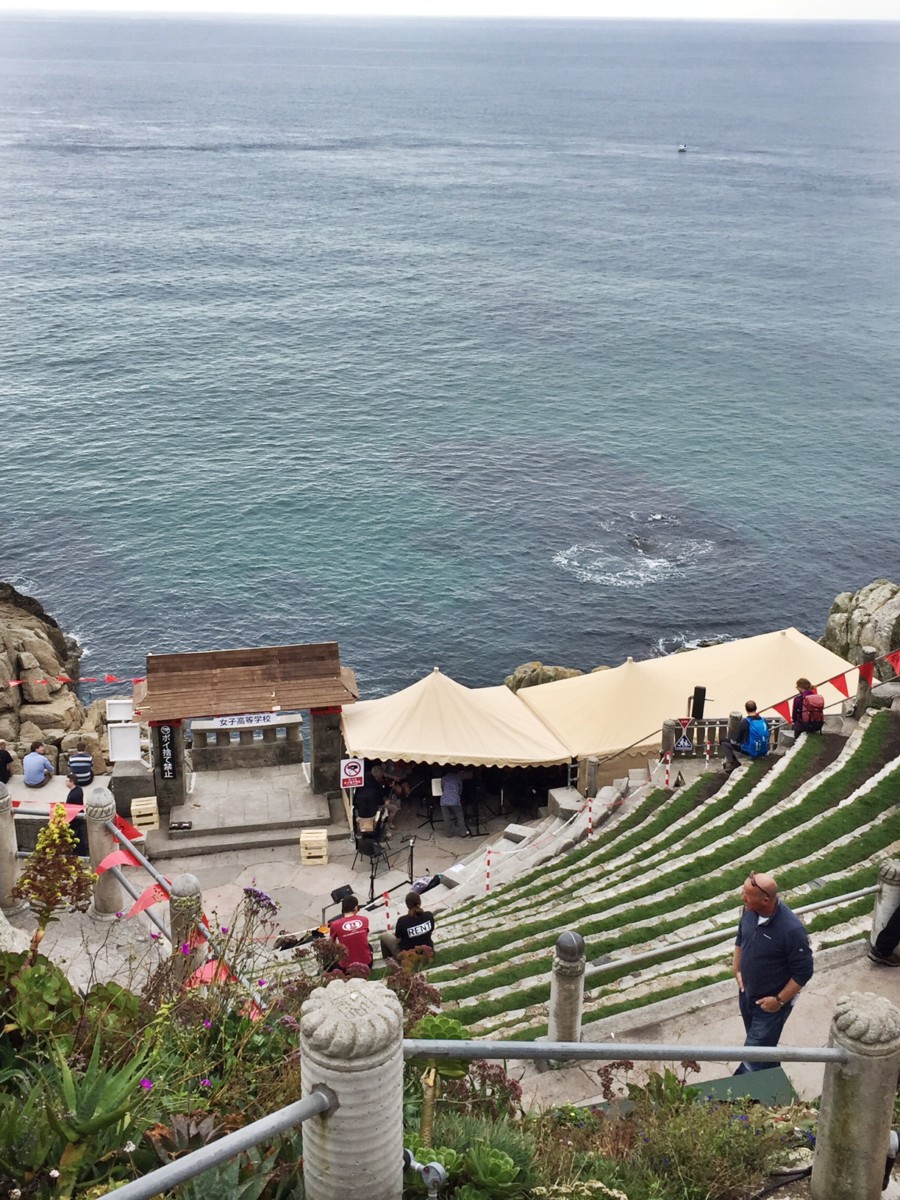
(129, 796, 159, 833)
(299, 828, 329, 865)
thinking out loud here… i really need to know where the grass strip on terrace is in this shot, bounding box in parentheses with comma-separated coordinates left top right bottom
(435, 745, 900, 1006)
(434, 714, 896, 971)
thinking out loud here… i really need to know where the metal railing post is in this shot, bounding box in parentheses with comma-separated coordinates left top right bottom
(301, 977, 405, 1200)
(811, 991, 900, 1200)
(0, 784, 25, 914)
(86, 787, 123, 919)
(548, 931, 585, 1045)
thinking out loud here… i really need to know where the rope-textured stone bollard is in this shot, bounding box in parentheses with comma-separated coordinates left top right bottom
(871, 859, 900, 949)
(300, 978, 405, 1200)
(548, 930, 586, 1045)
(0, 784, 26, 915)
(169, 873, 205, 984)
(811, 990, 900, 1200)
(85, 786, 124, 920)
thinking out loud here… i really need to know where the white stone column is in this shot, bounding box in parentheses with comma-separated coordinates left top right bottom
(548, 930, 586, 1044)
(301, 978, 405, 1200)
(870, 860, 900, 947)
(0, 784, 25, 914)
(811, 991, 900, 1200)
(85, 786, 124, 920)
(169, 873, 206, 984)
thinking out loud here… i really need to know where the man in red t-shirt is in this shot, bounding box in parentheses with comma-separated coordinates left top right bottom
(328, 895, 373, 970)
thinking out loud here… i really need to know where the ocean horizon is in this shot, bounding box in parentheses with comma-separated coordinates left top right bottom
(2, 15, 899, 697)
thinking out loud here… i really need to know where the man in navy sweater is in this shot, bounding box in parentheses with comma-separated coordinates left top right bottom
(732, 871, 813, 1073)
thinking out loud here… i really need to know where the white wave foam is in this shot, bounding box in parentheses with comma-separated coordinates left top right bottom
(552, 533, 714, 588)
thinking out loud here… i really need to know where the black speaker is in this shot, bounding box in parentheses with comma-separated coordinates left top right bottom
(690, 686, 707, 720)
(331, 884, 354, 905)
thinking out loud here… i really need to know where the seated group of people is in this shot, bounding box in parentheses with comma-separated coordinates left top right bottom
(720, 678, 826, 775)
(353, 759, 424, 834)
(18, 739, 96, 797)
(327, 890, 436, 970)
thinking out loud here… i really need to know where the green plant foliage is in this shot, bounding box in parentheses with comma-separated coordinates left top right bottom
(1, 951, 77, 1039)
(464, 1141, 525, 1197)
(170, 1145, 279, 1200)
(452, 1186, 490, 1200)
(409, 1013, 469, 1078)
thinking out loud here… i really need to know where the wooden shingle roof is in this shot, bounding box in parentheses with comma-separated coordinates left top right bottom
(134, 642, 358, 721)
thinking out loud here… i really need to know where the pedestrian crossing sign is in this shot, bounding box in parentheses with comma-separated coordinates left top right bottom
(675, 735, 693, 751)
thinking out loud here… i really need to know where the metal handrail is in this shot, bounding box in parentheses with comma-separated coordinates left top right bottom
(584, 884, 879, 982)
(99, 1089, 334, 1200)
(402, 1038, 849, 1065)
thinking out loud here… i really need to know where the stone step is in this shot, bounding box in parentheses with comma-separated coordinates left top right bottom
(147, 821, 349, 860)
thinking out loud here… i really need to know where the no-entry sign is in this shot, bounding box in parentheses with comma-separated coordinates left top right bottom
(340, 758, 364, 789)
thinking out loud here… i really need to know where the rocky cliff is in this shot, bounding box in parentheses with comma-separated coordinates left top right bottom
(0, 583, 119, 776)
(821, 579, 900, 679)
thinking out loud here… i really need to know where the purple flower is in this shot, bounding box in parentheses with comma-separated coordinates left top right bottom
(116, 911, 124, 918)
(150, 932, 160, 940)
(140, 1078, 154, 1091)
(180, 943, 191, 955)
(203, 1020, 212, 1029)
(200, 1078, 212, 1088)
(220, 926, 229, 934)
(257, 978, 267, 988)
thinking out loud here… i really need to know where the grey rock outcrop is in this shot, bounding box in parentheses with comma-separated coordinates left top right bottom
(822, 580, 900, 679)
(0, 583, 90, 771)
(505, 660, 585, 692)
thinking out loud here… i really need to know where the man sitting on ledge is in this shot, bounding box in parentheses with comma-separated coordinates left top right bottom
(23, 740, 54, 789)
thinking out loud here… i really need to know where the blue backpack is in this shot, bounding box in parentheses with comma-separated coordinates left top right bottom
(740, 716, 770, 759)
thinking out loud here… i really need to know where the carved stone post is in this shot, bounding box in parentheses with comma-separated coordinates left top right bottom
(856, 646, 877, 714)
(85, 787, 124, 920)
(548, 930, 586, 1045)
(301, 978, 405, 1200)
(726, 710, 742, 741)
(310, 708, 343, 795)
(0, 784, 26, 915)
(661, 719, 679, 757)
(871, 860, 900, 952)
(169, 873, 206, 984)
(581, 756, 600, 800)
(811, 991, 900, 1200)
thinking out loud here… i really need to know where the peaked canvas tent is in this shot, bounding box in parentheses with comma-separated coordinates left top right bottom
(517, 627, 857, 760)
(341, 667, 572, 768)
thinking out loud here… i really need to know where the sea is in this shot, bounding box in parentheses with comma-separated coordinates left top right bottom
(1, 15, 899, 699)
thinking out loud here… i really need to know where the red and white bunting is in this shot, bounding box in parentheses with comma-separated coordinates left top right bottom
(383, 891, 392, 932)
(125, 881, 170, 918)
(827, 673, 850, 698)
(772, 700, 793, 724)
(886, 651, 900, 677)
(96, 848, 141, 874)
(858, 661, 875, 686)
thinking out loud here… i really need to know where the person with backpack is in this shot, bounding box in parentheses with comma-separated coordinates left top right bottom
(792, 678, 825, 735)
(720, 701, 771, 776)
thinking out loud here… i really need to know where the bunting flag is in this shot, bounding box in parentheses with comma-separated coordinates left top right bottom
(125, 882, 170, 918)
(187, 919, 211, 950)
(96, 848, 141, 873)
(858, 661, 875, 686)
(1, 674, 146, 689)
(772, 700, 793, 724)
(827, 673, 850, 697)
(886, 650, 900, 677)
(185, 960, 235, 989)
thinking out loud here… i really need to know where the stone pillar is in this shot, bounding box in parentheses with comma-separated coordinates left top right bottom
(871, 860, 900, 948)
(239, 728, 254, 746)
(150, 720, 187, 816)
(192, 729, 209, 749)
(856, 647, 877, 714)
(215, 730, 231, 747)
(661, 720, 679, 756)
(310, 709, 343, 795)
(301, 978, 405, 1200)
(581, 756, 600, 800)
(262, 725, 277, 745)
(286, 722, 302, 745)
(169, 873, 206, 983)
(85, 787, 124, 920)
(726, 710, 742, 741)
(811, 991, 900, 1200)
(0, 784, 26, 915)
(547, 930, 586, 1044)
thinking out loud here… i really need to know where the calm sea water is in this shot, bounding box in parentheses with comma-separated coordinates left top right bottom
(1, 16, 899, 697)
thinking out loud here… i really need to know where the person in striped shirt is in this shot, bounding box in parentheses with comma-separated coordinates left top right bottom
(67, 742, 95, 786)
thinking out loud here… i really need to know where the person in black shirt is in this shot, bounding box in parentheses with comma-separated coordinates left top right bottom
(0, 740, 12, 785)
(65, 774, 84, 805)
(381, 891, 436, 960)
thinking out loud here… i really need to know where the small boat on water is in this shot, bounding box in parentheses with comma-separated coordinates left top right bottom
(677, 144, 687, 153)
